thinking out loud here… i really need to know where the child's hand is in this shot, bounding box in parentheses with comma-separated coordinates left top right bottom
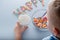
(14, 22, 28, 40)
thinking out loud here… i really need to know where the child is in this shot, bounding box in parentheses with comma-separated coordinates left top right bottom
(43, 0, 60, 40)
(14, 0, 60, 40)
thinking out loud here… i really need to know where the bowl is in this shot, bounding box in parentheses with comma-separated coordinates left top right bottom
(32, 9, 47, 31)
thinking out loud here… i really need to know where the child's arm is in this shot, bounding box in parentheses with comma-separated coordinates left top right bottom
(14, 22, 28, 40)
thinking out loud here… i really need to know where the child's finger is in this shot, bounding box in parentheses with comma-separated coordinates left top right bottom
(14, 23, 18, 32)
(16, 22, 20, 27)
(16, 22, 23, 28)
(14, 22, 21, 32)
(23, 26, 28, 31)
(14, 22, 20, 30)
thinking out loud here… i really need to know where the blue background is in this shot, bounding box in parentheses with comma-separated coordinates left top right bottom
(0, 0, 51, 40)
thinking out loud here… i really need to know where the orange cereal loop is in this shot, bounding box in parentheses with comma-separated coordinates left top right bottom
(36, 23, 43, 28)
(42, 24, 47, 28)
(45, 26, 47, 28)
(36, 23, 40, 28)
(33, 18, 39, 23)
(39, 19, 43, 23)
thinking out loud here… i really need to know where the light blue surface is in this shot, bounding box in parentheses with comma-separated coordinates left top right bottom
(0, 0, 51, 40)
